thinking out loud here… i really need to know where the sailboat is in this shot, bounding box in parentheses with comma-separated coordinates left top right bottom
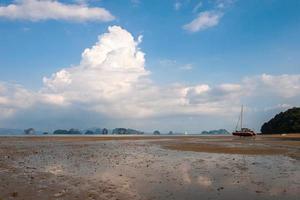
(232, 105, 256, 136)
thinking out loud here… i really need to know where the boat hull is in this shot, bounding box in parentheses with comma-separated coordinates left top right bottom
(232, 131, 256, 136)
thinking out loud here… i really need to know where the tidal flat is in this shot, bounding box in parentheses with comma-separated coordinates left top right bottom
(0, 135, 299, 200)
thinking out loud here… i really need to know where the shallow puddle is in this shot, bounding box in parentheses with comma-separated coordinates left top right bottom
(1, 137, 299, 199)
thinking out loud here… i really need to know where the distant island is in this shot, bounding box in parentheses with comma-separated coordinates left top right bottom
(0, 127, 145, 135)
(53, 128, 144, 135)
(261, 107, 300, 134)
(201, 129, 230, 135)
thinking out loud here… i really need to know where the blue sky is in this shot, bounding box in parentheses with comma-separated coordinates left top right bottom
(0, 0, 300, 132)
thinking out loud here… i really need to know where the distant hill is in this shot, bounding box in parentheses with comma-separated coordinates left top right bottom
(201, 129, 230, 135)
(261, 107, 300, 134)
(83, 128, 109, 134)
(112, 128, 144, 135)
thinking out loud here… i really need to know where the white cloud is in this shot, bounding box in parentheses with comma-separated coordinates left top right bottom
(0, 0, 115, 22)
(179, 63, 193, 70)
(131, 0, 140, 6)
(216, 0, 235, 9)
(183, 0, 235, 33)
(260, 74, 300, 98)
(42, 25, 152, 117)
(263, 104, 292, 112)
(159, 59, 177, 67)
(0, 82, 35, 119)
(0, 26, 299, 130)
(159, 59, 193, 71)
(174, 1, 182, 11)
(183, 11, 222, 32)
(185, 83, 243, 105)
(243, 74, 300, 98)
(13, 26, 242, 118)
(192, 1, 202, 13)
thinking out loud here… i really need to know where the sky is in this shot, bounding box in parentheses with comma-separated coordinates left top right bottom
(0, 0, 300, 133)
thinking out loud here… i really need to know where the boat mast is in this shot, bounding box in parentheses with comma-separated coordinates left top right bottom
(240, 105, 243, 130)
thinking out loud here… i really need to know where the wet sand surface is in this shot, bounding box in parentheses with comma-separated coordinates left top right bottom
(0, 135, 299, 200)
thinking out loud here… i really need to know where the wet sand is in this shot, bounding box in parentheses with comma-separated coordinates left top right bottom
(0, 135, 299, 200)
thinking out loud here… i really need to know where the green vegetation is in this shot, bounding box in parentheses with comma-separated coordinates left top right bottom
(153, 130, 160, 135)
(24, 128, 35, 135)
(53, 129, 69, 134)
(261, 107, 300, 134)
(112, 128, 144, 135)
(85, 130, 94, 135)
(201, 129, 229, 135)
(102, 128, 108, 134)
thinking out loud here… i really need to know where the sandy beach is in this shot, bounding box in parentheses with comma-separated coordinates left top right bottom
(0, 135, 299, 200)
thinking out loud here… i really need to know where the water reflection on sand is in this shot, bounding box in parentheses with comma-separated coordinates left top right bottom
(1, 137, 299, 200)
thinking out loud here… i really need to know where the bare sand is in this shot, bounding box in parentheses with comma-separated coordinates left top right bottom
(156, 134, 300, 159)
(0, 135, 299, 200)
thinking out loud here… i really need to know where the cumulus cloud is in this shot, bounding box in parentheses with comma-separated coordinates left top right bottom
(0, 26, 299, 130)
(41, 26, 152, 117)
(0, 0, 115, 22)
(183, 11, 222, 32)
(258, 74, 300, 98)
(39, 36, 300, 117)
(0, 82, 35, 119)
(242, 74, 300, 98)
